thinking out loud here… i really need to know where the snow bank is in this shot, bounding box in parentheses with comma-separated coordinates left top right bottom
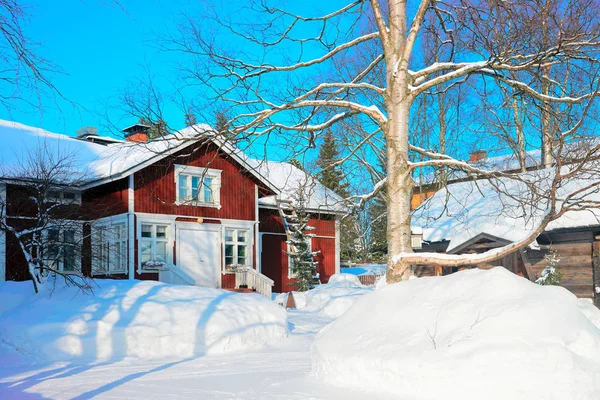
(312, 268, 600, 400)
(302, 274, 371, 318)
(0, 279, 288, 362)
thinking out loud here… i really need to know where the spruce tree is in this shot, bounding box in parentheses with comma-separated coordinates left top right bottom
(316, 130, 349, 197)
(287, 193, 320, 292)
(138, 117, 168, 140)
(536, 248, 562, 286)
(184, 108, 197, 127)
(288, 158, 304, 171)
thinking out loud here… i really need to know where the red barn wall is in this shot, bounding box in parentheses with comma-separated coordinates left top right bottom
(259, 208, 337, 293)
(82, 178, 129, 219)
(134, 142, 258, 221)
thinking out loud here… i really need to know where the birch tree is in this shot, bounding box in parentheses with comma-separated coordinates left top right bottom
(0, 145, 93, 293)
(164, 0, 600, 277)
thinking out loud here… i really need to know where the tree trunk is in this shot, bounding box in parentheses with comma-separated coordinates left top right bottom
(386, 100, 414, 278)
(541, 73, 554, 169)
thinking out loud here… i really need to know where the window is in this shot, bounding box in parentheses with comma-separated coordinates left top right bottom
(44, 227, 80, 273)
(225, 228, 250, 267)
(46, 189, 81, 204)
(174, 165, 221, 207)
(140, 223, 170, 269)
(94, 222, 127, 274)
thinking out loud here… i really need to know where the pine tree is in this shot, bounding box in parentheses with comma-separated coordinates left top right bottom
(368, 157, 388, 261)
(288, 158, 304, 171)
(536, 247, 562, 286)
(286, 193, 320, 292)
(184, 108, 197, 127)
(138, 117, 168, 140)
(316, 130, 349, 197)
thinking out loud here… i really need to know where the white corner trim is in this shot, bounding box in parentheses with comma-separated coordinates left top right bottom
(128, 174, 135, 280)
(255, 184, 260, 272)
(0, 183, 5, 282)
(335, 216, 341, 275)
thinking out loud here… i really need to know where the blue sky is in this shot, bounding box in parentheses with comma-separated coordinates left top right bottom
(2, 0, 353, 144)
(3, 0, 207, 138)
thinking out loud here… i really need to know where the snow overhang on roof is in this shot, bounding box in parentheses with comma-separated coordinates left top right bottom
(413, 167, 600, 252)
(0, 120, 347, 214)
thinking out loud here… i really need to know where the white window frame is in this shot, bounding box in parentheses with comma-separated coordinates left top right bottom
(224, 227, 252, 269)
(137, 220, 173, 272)
(174, 164, 222, 209)
(43, 224, 83, 274)
(92, 216, 128, 275)
(47, 189, 82, 205)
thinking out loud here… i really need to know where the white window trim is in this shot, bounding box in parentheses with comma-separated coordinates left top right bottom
(47, 189, 82, 205)
(137, 219, 174, 273)
(43, 223, 83, 274)
(222, 221, 255, 273)
(92, 215, 129, 275)
(174, 164, 222, 209)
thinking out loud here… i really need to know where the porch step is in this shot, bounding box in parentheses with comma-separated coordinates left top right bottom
(227, 288, 256, 293)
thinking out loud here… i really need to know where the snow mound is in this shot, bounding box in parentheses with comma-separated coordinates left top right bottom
(302, 274, 371, 318)
(326, 273, 363, 287)
(0, 279, 288, 362)
(312, 268, 600, 400)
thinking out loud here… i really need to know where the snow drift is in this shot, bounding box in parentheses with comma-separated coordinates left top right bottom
(0, 279, 288, 362)
(301, 274, 371, 318)
(312, 268, 600, 400)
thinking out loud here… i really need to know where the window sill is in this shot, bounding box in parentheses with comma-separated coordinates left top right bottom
(175, 201, 222, 210)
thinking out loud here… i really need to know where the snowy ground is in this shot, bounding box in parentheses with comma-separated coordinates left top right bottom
(0, 311, 394, 399)
(0, 279, 391, 400)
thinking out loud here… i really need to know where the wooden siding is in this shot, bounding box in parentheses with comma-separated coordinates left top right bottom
(83, 178, 129, 218)
(525, 242, 594, 298)
(313, 237, 336, 283)
(259, 208, 336, 237)
(260, 232, 337, 293)
(261, 233, 291, 293)
(134, 142, 258, 221)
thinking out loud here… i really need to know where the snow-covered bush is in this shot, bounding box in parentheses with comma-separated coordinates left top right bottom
(312, 268, 600, 400)
(536, 247, 562, 286)
(0, 279, 288, 362)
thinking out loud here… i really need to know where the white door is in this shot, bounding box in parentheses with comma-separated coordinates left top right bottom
(177, 225, 221, 287)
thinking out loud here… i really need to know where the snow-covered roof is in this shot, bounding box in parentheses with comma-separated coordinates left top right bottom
(412, 167, 600, 252)
(0, 119, 345, 213)
(246, 159, 347, 213)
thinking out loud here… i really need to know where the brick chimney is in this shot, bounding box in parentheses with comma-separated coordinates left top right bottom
(469, 150, 488, 163)
(123, 123, 150, 143)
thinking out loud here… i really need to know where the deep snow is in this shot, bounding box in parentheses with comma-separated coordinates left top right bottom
(312, 268, 600, 400)
(3, 270, 600, 399)
(0, 279, 288, 362)
(274, 273, 372, 318)
(0, 278, 386, 400)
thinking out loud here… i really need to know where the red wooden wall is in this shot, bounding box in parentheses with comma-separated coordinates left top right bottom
(259, 208, 337, 293)
(134, 142, 260, 220)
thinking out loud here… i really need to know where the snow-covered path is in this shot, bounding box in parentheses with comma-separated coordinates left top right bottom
(0, 309, 393, 400)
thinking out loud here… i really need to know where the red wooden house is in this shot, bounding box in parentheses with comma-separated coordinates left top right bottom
(0, 120, 345, 295)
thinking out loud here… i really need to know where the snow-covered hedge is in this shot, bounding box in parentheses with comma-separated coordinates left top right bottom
(312, 268, 600, 400)
(302, 274, 371, 318)
(0, 279, 288, 362)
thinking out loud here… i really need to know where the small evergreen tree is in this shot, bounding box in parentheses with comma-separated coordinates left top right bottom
(138, 117, 168, 140)
(536, 247, 562, 286)
(288, 158, 304, 171)
(286, 193, 320, 292)
(316, 130, 349, 197)
(184, 108, 197, 127)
